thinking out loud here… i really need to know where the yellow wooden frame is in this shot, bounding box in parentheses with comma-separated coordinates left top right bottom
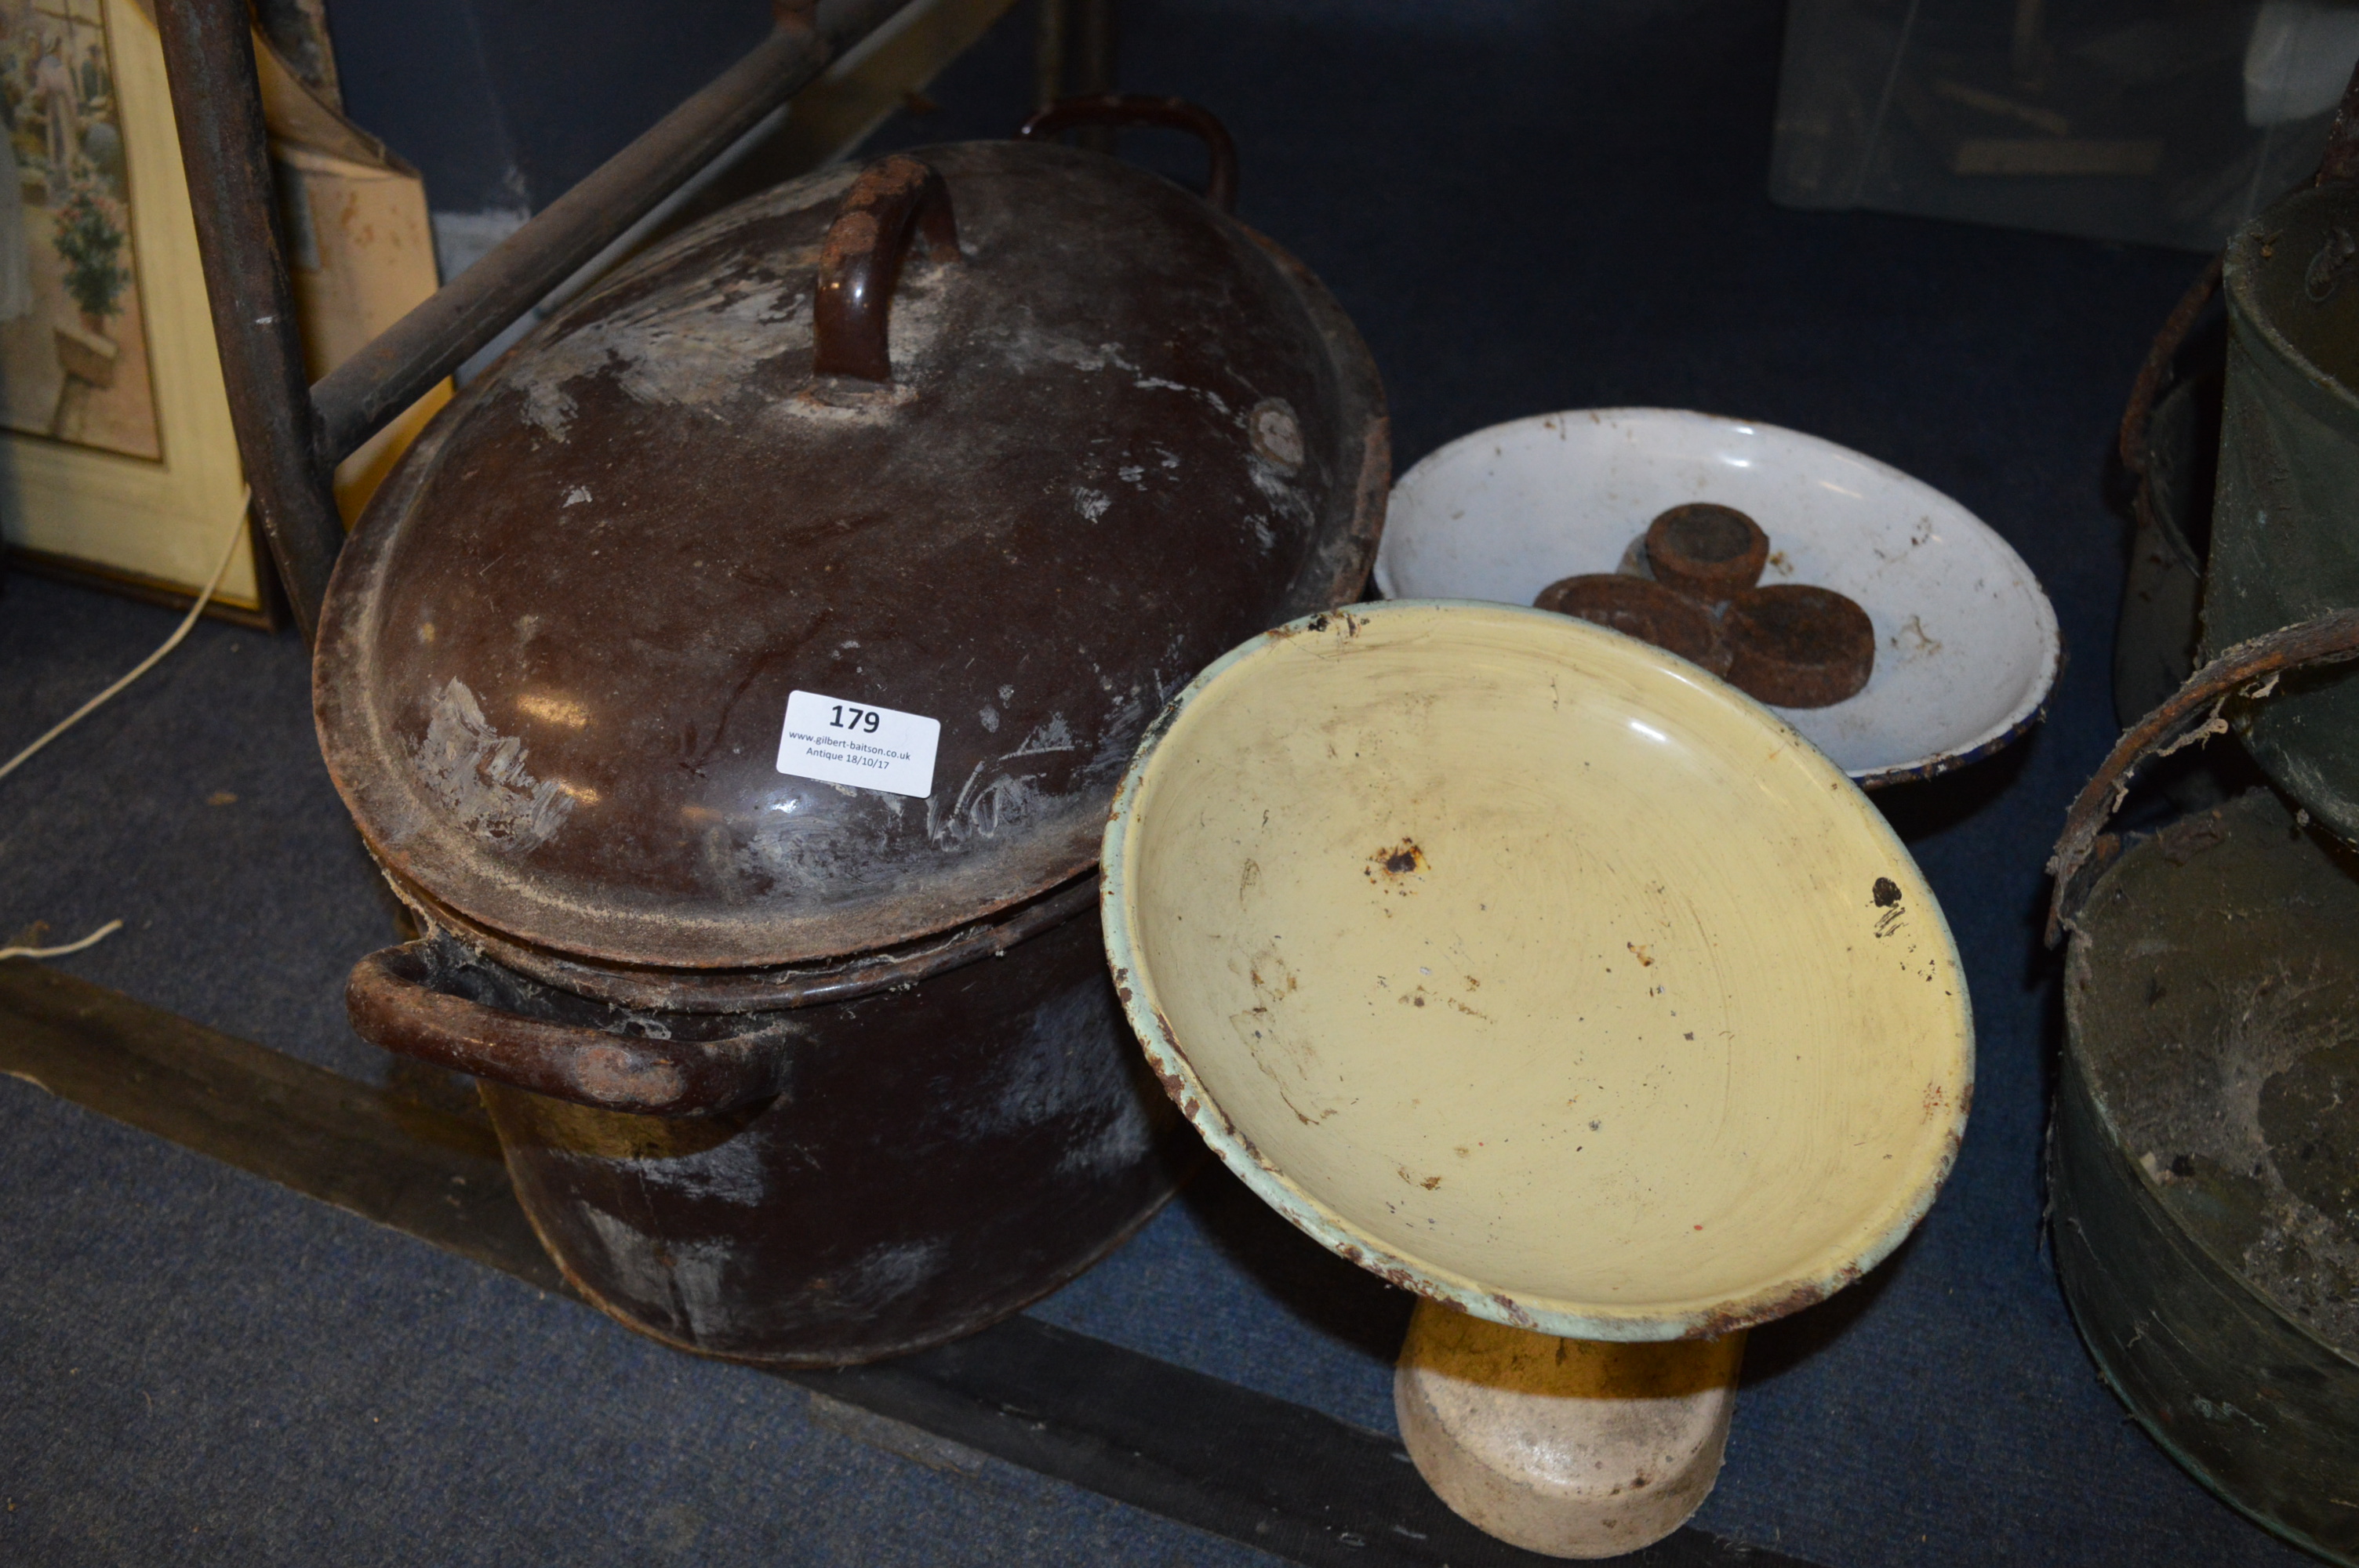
(0, 0, 262, 612)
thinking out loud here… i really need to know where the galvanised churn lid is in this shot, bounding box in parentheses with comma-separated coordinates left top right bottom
(314, 129, 1388, 973)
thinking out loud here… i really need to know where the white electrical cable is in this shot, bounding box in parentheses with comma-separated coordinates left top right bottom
(0, 487, 253, 964)
(0, 919, 123, 962)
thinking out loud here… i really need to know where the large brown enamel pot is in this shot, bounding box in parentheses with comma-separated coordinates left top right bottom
(316, 105, 1389, 1366)
(347, 903, 1178, 1365)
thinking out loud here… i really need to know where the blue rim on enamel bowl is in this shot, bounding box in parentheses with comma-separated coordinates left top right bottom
(1374, 408, 2063, 790)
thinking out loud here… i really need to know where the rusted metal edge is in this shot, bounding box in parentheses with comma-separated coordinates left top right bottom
(1852, 682, 2053, 791)
(308, 0, 916, 472)
(0, 960, 1816, 1568)
(2117, 259, 2223, 487)
(393, 870, 1103, 1015)
(2045, 607, 2359, 946)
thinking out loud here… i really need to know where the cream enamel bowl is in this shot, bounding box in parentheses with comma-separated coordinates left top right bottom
(1102, 601, 1973, 1340)
(1375, 408, 2061, 786)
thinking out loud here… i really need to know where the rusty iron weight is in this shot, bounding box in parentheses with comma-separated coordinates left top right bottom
(1532, 573, 1730, 674)
(1644, 503, 1768, 601)
(1721, 584, 1876, 708)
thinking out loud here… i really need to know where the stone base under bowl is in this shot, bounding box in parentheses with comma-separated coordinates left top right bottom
(1394, 1299, 1743, 1559)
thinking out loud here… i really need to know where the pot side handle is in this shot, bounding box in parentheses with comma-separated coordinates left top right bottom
(2117, 257, 2219, 491)
(347, 943, 791, 1117)
(812, 154, 961, 383)
(2046, 607, 2359, 945)
(1016, 93, 1239, 214)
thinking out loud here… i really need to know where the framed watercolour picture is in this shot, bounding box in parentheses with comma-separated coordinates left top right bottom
(0, 0, 265, 620)
(0, 0, 446, 627)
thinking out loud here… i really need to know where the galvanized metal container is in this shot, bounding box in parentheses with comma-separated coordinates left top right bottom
(319, 114, 1390, 1365)
(2203, 182, 2359, 841)
(2049, 611, 2359, 1563)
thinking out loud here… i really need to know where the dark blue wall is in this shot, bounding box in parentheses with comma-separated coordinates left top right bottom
(321, 0, 775, 216)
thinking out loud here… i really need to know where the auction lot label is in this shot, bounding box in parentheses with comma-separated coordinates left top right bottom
(775, 690, 940, 798)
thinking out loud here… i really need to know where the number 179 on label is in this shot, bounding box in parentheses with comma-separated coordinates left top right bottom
(775, 689, 940, 798)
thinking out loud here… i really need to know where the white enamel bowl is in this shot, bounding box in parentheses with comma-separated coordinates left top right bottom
(1375, 408, 2061, 786)
(1102, 602, 1974, 1340)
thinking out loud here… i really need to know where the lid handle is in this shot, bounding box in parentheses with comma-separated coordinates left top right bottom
(1016, 93, 1239, 214)
(2046, 607, 2359, 944)
(812, 154, 961, 384)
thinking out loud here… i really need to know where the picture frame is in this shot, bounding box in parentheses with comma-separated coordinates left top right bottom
(0, 0, 269, 623)
(0, 0, 446, 628)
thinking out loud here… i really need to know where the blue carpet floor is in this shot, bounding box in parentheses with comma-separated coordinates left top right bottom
(0, 1, 2327, 1563)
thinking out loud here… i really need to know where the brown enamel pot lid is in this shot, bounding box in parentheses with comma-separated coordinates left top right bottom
(316, 138, 1387, 972)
